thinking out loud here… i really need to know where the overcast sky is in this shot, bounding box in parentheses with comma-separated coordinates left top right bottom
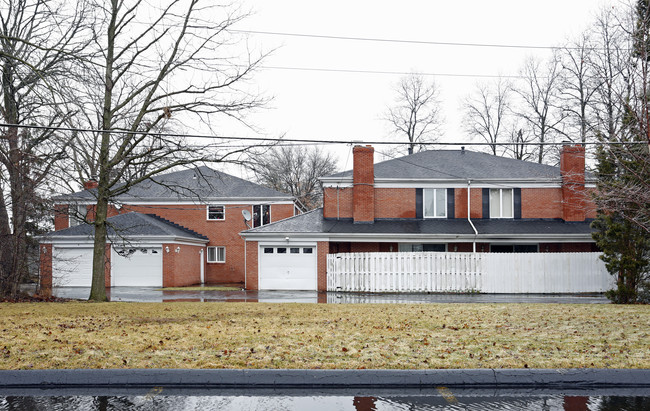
(231, 0, 610, 167)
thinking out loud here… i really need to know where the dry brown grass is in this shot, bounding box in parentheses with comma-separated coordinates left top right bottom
(0, 302, 648, 370)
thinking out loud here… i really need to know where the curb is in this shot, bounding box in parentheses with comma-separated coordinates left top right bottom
(0, 369, 649, 389)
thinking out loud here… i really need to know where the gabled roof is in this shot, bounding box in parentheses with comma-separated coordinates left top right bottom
(42, 212, 209, 242)
(324, 150, 562, 181)
(55, 166, 293, 202)
(242, 209, 595, 238)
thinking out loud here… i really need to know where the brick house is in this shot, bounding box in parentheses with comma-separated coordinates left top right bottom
(241, 144, 598, 291)
(39, 166, 298, 289)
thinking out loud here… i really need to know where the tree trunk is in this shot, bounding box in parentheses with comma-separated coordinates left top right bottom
(89, 189, 109, 302)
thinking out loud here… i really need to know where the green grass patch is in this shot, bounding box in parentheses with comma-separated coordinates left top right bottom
(0, 302, 647, 370)
(157, 286, 241, 291)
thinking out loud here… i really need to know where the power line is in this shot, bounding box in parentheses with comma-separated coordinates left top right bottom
(1, 122, 646, 146)
(257, 65, 524, 79)
(231, 29, 579, 51)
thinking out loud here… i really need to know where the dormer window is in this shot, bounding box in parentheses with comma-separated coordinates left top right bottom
(207, 205, 225, 220)
(489, 188, 513, 218)
(423, 188, 446, 218)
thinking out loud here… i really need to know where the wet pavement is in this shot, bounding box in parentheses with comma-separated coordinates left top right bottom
(1, 391, 649, 410)
(51, 286, 611, 304)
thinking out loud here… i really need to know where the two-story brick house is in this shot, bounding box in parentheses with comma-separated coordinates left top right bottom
(39, 166, 298, 289)
(241, 144, 598, 291)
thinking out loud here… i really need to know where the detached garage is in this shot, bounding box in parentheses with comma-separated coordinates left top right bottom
(258, 244, 317, 290)
(40, 212, 208, 289)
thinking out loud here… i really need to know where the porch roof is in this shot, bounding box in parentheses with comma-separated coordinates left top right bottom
(241, 208, 595, 238)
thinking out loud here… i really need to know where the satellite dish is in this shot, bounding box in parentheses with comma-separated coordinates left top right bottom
(242, 209, 252, 221)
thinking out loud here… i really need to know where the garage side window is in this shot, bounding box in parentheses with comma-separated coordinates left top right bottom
(207, 246, 225, 263)
(207, 205, 225, 220)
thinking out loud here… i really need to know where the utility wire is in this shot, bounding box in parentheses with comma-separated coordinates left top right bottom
(1, 123, 646, 146)
(231, 29, 587, 51)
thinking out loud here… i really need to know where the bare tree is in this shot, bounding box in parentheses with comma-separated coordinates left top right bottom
(0, 0, 91, 298)
(70, 0, 267, 301)
(513, 56, 568, 164)
(588, 6, 633, 144)
(385, 73, 443, 155)
(249, 145, 337, 210)
(557, 33, 600, 144)
(462, 78, 512, 156)
(503, 125, 537, 162)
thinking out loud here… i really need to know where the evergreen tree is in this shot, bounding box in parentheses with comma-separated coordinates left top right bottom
(592, 143, 650, 303)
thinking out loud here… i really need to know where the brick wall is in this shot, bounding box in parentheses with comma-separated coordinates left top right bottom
(375, 188, 416, 218)
(353, 145, 375, 223)
(350, 242, 381, 253)
(317, 241, 328, 292)
(245, 240, 259, 290)
(323, 187, 353, 219)
(521, 188, 563, 219)
(54, 205, 69, 230)
(454, 188, 482, 219)
(162, 243, 203, 287)
(561, 145, 587, 221)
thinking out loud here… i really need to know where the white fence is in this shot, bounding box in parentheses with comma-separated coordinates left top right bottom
(327, 252, 615, 293)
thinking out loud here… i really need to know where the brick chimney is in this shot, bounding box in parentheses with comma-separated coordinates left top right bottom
(560, 143, 586, 222)
(83, 179, 98, 190)
(353, 145, 375, 223)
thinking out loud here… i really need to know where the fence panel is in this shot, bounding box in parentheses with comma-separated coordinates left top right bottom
(327, 252, 613, 293)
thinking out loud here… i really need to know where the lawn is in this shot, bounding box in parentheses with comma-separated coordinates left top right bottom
(0, 302, 648, 370)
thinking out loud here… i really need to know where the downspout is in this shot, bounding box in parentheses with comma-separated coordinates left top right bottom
(244, 239, 247, 290)
(467, 180, 478, 253)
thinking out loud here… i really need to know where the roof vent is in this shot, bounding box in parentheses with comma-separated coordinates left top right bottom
(461, 146, 465, 153)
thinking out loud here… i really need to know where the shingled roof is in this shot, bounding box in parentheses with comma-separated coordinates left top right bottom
(324, 149, 565, 181)
(42, 212, 209, 241)
(55, 166, 293, 202)
(242, 208, 594, 238)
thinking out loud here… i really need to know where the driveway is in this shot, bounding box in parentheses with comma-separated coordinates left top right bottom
(51, 286, 610, 304)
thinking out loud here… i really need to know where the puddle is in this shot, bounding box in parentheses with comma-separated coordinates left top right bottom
(51, 287, 611, 304)
(1, 392, 648, 410)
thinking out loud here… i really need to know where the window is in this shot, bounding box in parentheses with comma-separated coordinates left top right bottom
(290, 247, 300, 254)
(252, 204, 270, 227)
(489, 188, 513, 218)
(263, 247, 274, 254)
(423, 188, 446, 218)
(207, 246, 225, 263)
(277, 247, 287, 254)
(491, 244, 538, 253)
(303, 248, 313, 254)
(399, 243, 446, 252)
(69, 204, 88, 227)
(207, 205, 225, 220)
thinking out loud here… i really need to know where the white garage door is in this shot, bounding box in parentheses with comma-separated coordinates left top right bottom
(259, 245, 317, 290)
(112, 247, 163, 287)
(53, 247, 94, 287)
